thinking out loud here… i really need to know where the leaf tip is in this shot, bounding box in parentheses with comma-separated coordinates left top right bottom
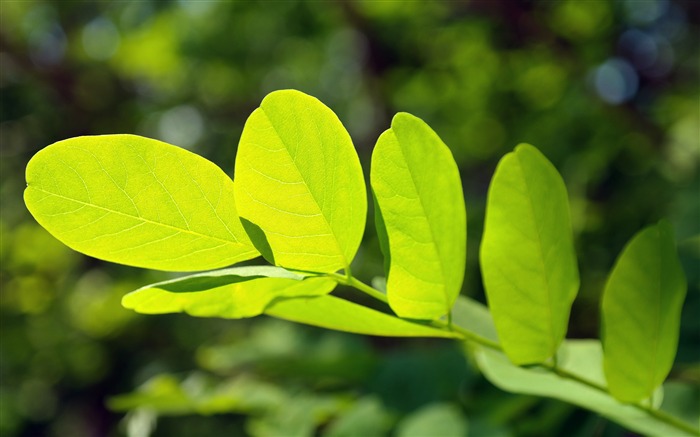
(513, 143, 542, 156)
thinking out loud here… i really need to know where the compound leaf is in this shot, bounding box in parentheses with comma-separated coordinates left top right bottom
(371, 113, 466, 319)
(234, 90, 367, 273)
(480, 144, 579, 365)
(602, 220, 687, 403)
(123, 272, 335, 319)
(265, 295, 461, 339)
(24, 135, 258, 271)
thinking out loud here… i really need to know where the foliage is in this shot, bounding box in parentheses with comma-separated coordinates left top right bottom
(24, 90, 698, 436)
(480, 144, 578, 365)
(3, 2, 698, 436)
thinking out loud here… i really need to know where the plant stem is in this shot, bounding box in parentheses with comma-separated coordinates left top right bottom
(326, 273, 699, 436)
(325, 272, 389, 304)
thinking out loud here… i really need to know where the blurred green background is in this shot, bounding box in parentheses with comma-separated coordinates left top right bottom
(1, 1, 698, 436)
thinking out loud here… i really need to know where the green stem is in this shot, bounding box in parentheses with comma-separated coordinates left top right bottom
(325, 272, 389, 304)
(319, 272, 699, 436)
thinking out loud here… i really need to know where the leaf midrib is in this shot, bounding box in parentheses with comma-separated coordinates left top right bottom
(29, 187, 246, 247)
(390, 129, 449, 308)
(515, 154, 557, 355)
(258, 105, 348, 269)
(649, 229, 662, 394)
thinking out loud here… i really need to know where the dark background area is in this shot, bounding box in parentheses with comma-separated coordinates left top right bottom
(1, 1, 698, 436)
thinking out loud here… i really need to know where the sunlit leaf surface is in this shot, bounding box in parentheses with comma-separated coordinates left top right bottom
(371, 113, 466, 320)
(602, 220, 687, 403)
(234, 90, 367, 273)
(123, 274, 335, 319)
(480, 144, 579, 364)
(265, 294, 461, 339)
(24, 135, 258, 271)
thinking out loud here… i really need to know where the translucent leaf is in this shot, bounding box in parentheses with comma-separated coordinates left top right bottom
(396, 403, 468, 437)
(122, 273, 336, 319)
(371, 113, 466, 319)
(602, 220, 687, 403)
(265, 295, 461, 339)
(480, 144, 579, 364)
(24, 135, 258, 271)
(234, 90, 367, 273)
(127, 265, 303, 293)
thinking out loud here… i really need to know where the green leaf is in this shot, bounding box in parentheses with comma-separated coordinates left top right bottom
(473, 340, 696, 437)
(247, 393, 345, 437)
(450, 295, 500, 343)
(127, 265, 303, 293)
(370, 113, 466, 319)
(480, 144, 579, 365)
(265, 295, 461, 339)
(660, 381, 700, 429)
(24, 135, 258, 272)
(108, 373, 287, 415)
(233, 90, 367, 273)
(602, 220, 687, 403)
(396, 403, 468, 437)
(323, 396, 392, 437)
(122, 273, 336, 319)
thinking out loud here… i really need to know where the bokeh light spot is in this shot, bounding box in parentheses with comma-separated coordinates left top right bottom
(158, 105, 204, 150)
(593, 58, 639, 105)
(82, 17, 121, 61)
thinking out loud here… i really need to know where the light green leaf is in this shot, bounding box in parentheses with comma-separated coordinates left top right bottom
(108, 373, 288, 415)
(24, 135, 258, 272)
(480, 144, 579, 364)
(247, 393, 345, 437)
(602, 220, 687, 403)
(396, 403, 468, 437)
(265, 295, 461, 339)
(233, 90, 367, 273)
(122, 274, 336, 319)
(473, 340, 696, 437)
(370, 113, 466, 319)
(126, 265, 303, 293)
(323, 396, 392, 437)
(451, 295, 500, 343)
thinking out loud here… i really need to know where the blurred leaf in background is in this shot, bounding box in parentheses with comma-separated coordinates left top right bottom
(1, 0, 698, 436)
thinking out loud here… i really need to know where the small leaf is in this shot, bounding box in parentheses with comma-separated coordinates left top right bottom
(127, 265, 303, 293)
(247, 393, 345, 437)
(396, 403, 468, 437)
(108, 373, 288, 415)
(24, 135, 258, 271)
(480, 144, 579, 365)
(323, 396, 392, 437)
(122, 274, 336, 319)
(371, 113, 466, 319)
(265, 295, 461, 339)
(234, 90, 367, 273)
(602, 220, 687, 403)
